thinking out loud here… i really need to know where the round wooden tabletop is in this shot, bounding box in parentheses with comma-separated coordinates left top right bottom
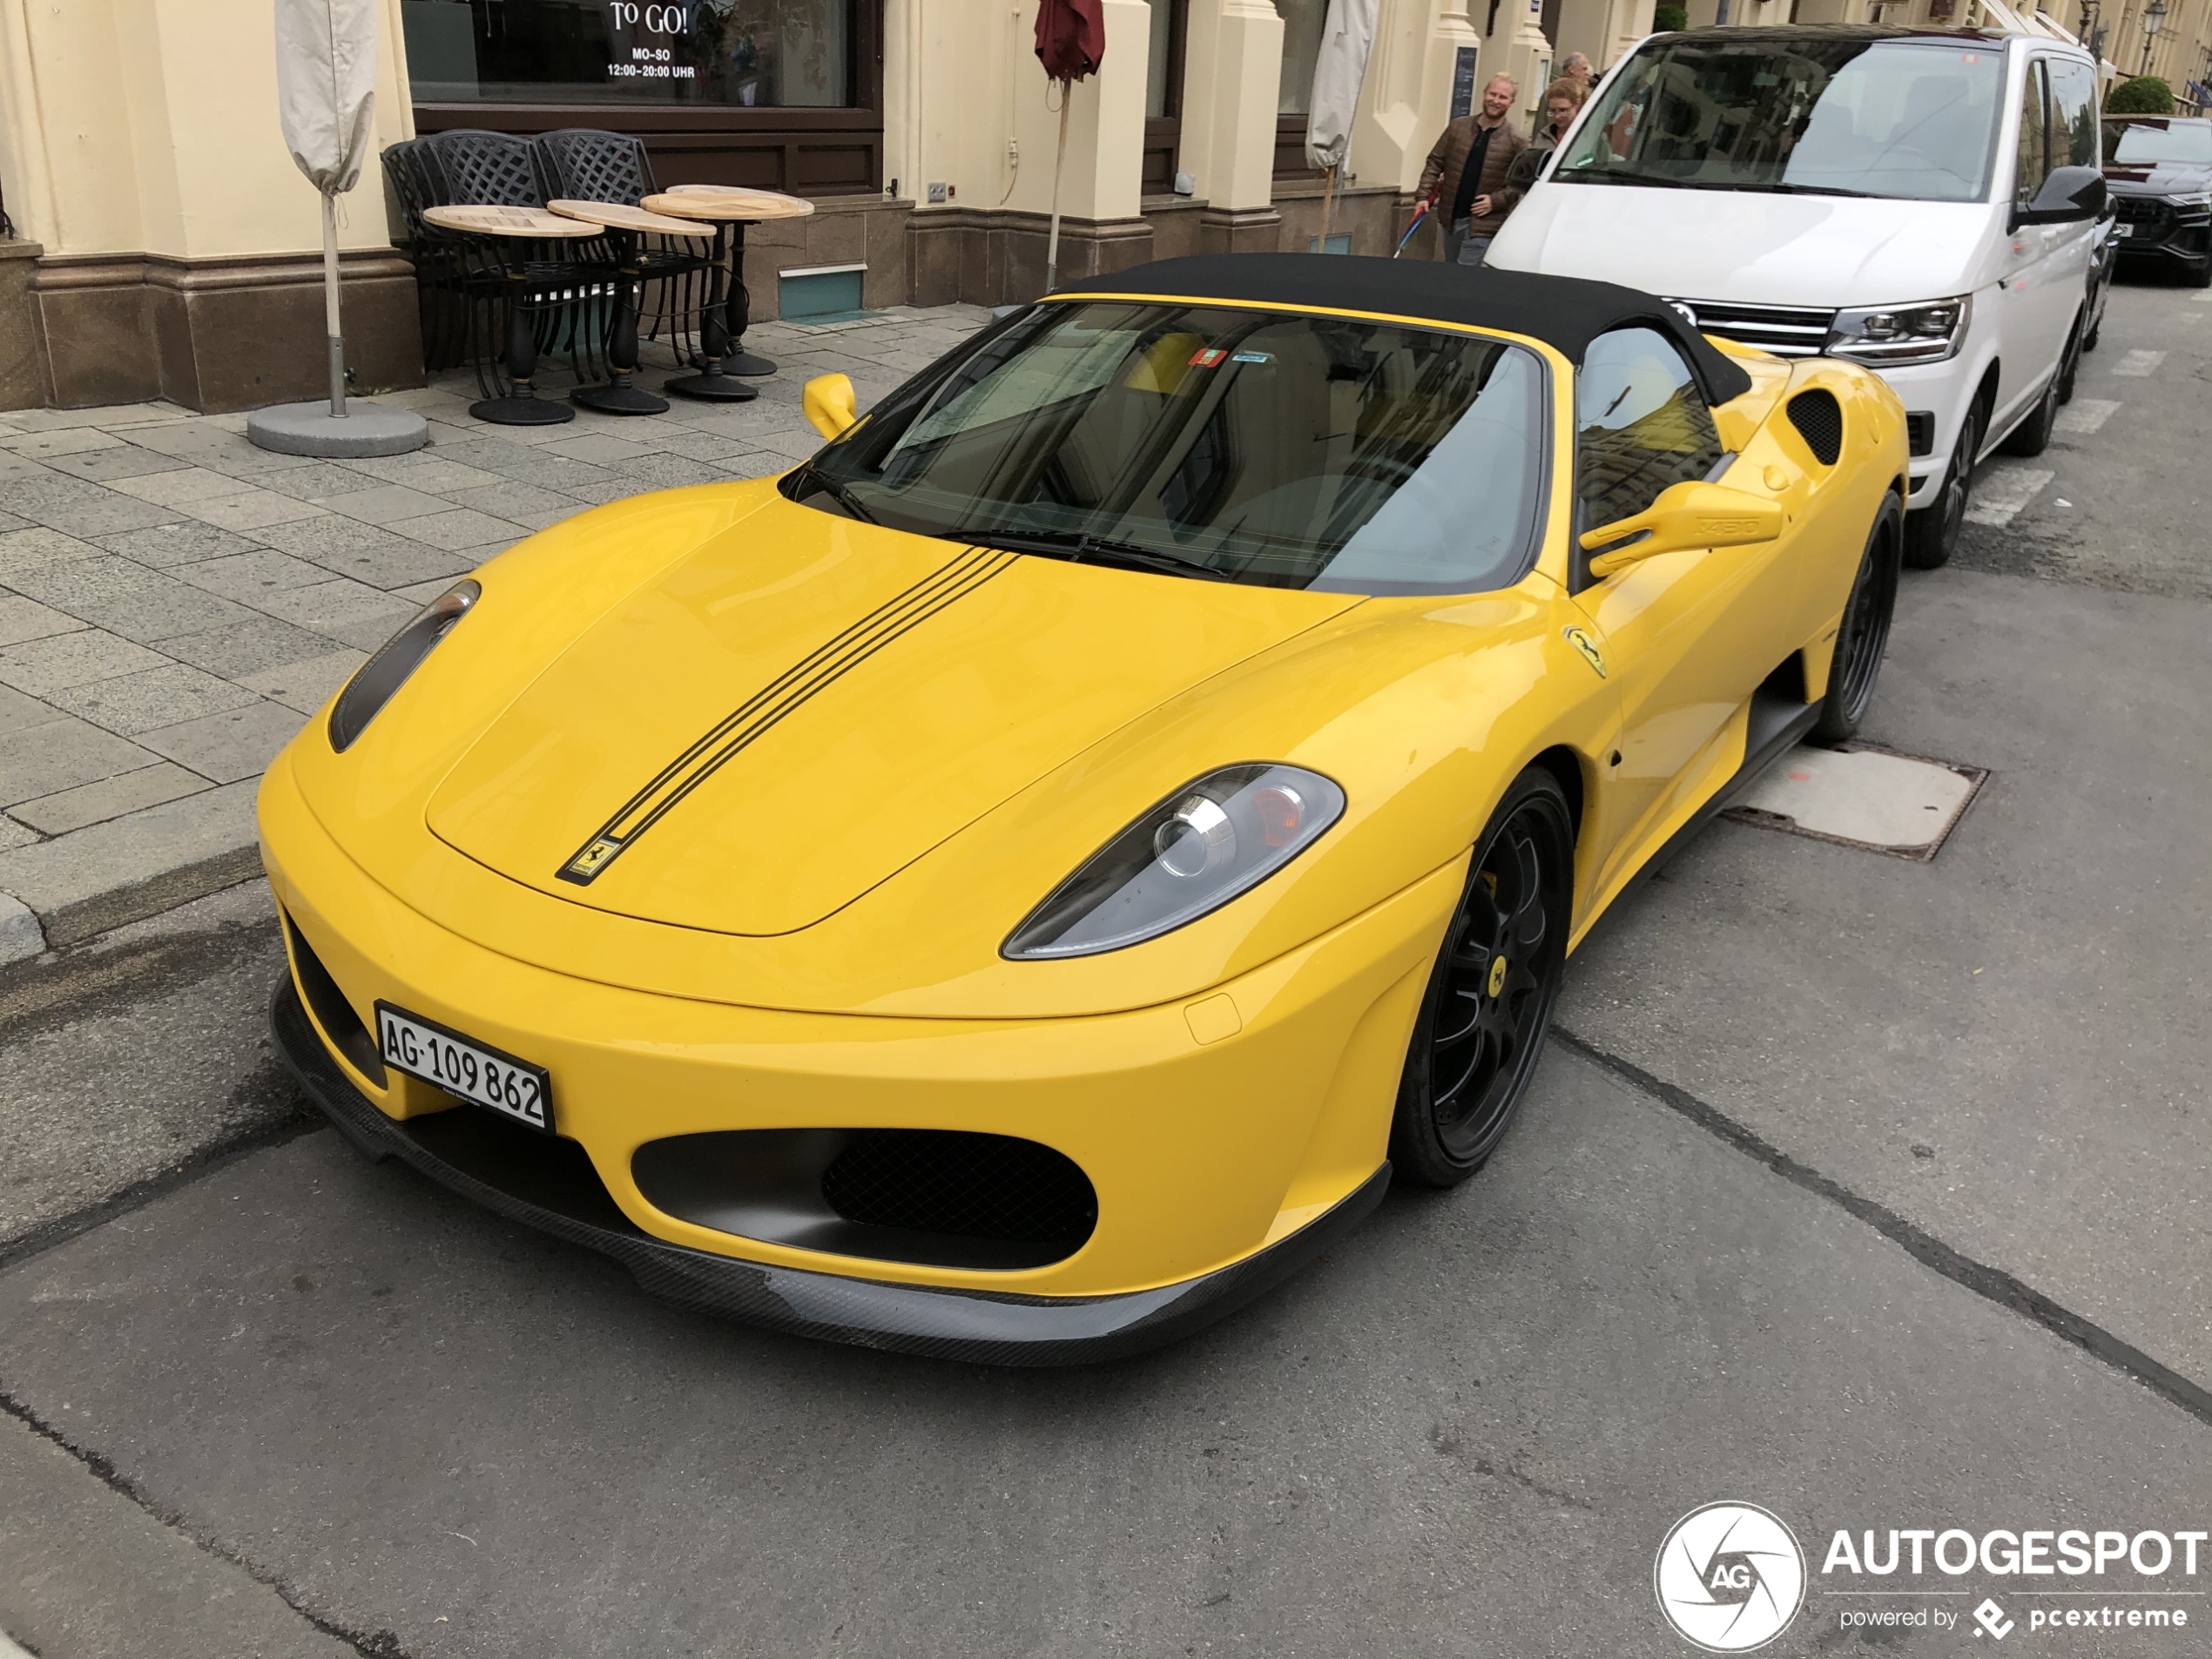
(546, 199, 715, 237)
(423, 205, 605, 239)
(641, 189, 815, 223)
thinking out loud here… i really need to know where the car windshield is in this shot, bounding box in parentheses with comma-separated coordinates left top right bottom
(1555, 36, 2006, 202)
(785, 301, 1548, 596)
(2105, 118, 2212, 165)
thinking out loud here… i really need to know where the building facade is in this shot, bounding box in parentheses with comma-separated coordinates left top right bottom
(0, 0, 2184, 415)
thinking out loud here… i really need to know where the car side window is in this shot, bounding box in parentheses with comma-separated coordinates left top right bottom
(2047, 59, 2099, 170)
(1575, 327, 1725, 561)
(2014, 58, 2053, 207)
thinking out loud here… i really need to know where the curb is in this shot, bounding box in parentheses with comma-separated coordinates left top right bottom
(0, 781, 261, 954)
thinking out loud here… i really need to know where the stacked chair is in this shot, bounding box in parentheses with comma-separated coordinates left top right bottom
(384, 129, 718, 398)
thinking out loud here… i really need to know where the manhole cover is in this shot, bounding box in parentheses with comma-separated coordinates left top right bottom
(1723, 742, 1987, 860)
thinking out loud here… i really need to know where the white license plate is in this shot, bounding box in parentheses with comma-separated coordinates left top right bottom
(2114, 224, 2135, 239)
(374, 1002, 553, 1132)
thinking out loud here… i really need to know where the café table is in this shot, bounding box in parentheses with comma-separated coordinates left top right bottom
(639, 188, 814, 398)
(421, 205, 605, 426)
(546, 199, 717, 415)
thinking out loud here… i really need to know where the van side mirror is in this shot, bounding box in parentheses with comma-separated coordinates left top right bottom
(1581, 481, 1784, 577)
(2013, 165, 2106, 230)
(803, 373, 859, 439)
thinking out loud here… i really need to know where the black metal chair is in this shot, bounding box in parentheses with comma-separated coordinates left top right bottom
(383, 129, 616, 398)
(534, 129, 717, 369)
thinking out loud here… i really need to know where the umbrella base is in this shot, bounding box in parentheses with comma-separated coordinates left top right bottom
(246, 401, 429, 458)
(726, 351, 778, 378)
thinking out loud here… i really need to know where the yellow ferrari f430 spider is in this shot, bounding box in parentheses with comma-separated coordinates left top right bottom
(262, 256, 1906, 1363)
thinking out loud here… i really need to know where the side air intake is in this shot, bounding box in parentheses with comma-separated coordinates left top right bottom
(1786, 388, 1844, 466)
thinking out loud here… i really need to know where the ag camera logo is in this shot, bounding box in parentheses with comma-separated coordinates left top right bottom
(1656, 1502, 1807, 1652)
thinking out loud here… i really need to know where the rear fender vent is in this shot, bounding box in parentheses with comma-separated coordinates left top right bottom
(632, 1129, 1099, 1271)
(1786, 388, 1844, 466)
(282, 911, 387, 1086)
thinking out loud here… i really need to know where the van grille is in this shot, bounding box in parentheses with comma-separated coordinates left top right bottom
(1669, 298, 1837, 358)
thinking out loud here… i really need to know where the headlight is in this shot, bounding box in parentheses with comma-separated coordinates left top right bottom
(327, 580, 480, 752)
(1002, 764, 1346, 960)
(1825, 296, 1971, 366)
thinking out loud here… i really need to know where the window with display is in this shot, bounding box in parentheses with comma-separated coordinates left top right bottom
(400, 0, 860, 107)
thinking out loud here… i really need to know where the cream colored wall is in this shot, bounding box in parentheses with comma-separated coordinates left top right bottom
(0, 0, 412, 260)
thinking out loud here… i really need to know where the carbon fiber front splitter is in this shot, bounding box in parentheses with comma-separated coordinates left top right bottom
(271, 979, 1390, 1366)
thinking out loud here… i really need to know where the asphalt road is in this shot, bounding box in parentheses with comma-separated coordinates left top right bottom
(3, 277, 2208, 1659)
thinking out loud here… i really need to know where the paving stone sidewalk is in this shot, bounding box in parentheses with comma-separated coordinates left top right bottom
(0, 304, 994, 958)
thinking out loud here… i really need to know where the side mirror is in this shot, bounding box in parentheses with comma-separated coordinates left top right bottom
(803, 373, 858, 440)
(1506, 145, 1549, 192)
(1581, 480, 1784, 577)
(2012, 165, 2106, 229)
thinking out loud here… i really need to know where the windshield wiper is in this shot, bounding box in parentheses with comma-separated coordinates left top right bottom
(1551, 167, 1725, 190)
(1764, 182, 1879, 199)
(949, 526, 1232, 582)
(794, 463, 878, 524)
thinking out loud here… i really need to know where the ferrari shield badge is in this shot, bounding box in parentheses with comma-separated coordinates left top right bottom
(1563, 626, 1607, 679)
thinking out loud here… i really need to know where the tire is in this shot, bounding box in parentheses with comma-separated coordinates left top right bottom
(1811, 495, 1904, 745)
(1903, 399, 1981, 570)
(2054, 315, 2083, 405)
(2083, 301, 2103, 353)
(1999, 373, 2059, 456)
(1388, 770, 1574, 1189)
(2192, 255, 2212, 289)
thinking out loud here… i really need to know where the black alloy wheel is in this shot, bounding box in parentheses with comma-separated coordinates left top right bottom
(1903, 400, 1980, 570)
(1389, 770, 1575, 1187)
(1812, 495, 1904, 744)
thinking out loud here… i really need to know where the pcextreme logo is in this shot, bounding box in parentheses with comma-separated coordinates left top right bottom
(1655, 1502, 1807, 1653)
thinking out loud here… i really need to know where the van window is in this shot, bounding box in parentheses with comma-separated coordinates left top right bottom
(2047, 60, 2100, 169)
(1555, 36, 2007, 203)
(1576, 327, 1724, 551)
(2014, 59, 2053, 207)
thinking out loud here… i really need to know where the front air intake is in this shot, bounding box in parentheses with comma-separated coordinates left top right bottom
(1786, 389, 1844, 466)
(633, 1129, 1099, 1271)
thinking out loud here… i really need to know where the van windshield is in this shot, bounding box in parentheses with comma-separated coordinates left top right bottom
(1556, 36, 2007, 203)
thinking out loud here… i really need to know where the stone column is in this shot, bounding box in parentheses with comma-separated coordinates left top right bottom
(1180, 0, 1287, 251)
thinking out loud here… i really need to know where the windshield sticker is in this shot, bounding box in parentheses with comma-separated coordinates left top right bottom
(1231, 351, 1273, 364)
(1187, 347, 1228, 368)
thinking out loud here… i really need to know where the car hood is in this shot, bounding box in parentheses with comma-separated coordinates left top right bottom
(1487, 184, 1993, 307)
(2104, 164, 2212, 193)
(424, 500, 1359, 936)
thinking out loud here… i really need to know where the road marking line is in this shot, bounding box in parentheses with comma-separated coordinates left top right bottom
(2054, 397, 2121, 434)
(2112, 348, 2166, 376)
(1965, 463, 2054, 527)
(2195, 288, 2212, 301)
(0, 1632, 32, 1659)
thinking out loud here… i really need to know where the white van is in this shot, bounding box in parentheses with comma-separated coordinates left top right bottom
(1487, 24, 2107, 569)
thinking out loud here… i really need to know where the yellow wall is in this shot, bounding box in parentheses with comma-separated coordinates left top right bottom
(0, 0, 413, 260)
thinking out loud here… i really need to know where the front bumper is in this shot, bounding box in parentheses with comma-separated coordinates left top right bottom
(275, 980, 1391, 1365)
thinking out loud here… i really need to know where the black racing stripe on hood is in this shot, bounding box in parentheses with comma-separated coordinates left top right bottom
(556, 545, 1020, 887)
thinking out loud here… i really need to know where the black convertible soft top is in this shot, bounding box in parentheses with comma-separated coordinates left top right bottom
(1053, 253, 1756, 406)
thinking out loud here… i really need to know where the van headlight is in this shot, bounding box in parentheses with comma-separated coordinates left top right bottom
(1002, 765, 1345, 959)
(327, 580, 480, 752)
(1826, 296, 1971, 366)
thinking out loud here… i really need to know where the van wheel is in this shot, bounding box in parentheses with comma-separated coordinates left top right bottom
(2054, 317, 2083, 405)
(2000, 375, 2059, 457)
(1903, 401, 1980, 570)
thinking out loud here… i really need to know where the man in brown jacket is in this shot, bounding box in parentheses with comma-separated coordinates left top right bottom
(1416, 74, 1528, 267)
